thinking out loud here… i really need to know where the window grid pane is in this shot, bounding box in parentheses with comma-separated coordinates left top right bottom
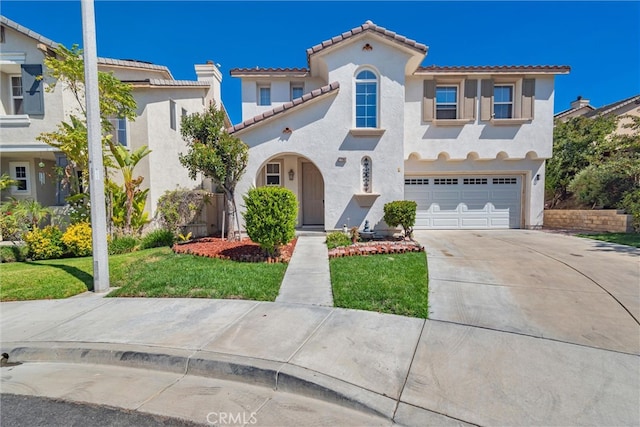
(292, 86, 303, 99)
(355, 78, 377, 128)
(436, 86, 457, 120)
(259, 87, 271, 106)
(494, 85, 513, 119)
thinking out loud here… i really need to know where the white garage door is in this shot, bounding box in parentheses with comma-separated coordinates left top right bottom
(404, 176, 522, 229)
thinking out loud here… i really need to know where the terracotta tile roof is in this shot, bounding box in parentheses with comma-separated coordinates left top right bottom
(1, 15, 58, 49)
(583, 94, 640, 118)
(98, 57, 173, 78)
(229, 67, 309, 77)
(228, 82, 340, 134)
(122, 79, 211, 88)
(417, 65, 571, 74)
(306, 20, 428, 59)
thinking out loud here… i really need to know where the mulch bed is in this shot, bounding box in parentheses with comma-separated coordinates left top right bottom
(327, 240, 424, 259)
(172, 237, 297, 263)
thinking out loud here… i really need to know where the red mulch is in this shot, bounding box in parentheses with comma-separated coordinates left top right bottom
(172, 237, 297, 263)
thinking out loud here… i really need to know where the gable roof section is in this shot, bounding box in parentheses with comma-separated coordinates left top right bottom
(306, 20, 428, 62)
(417, 65, 571, 75)
(583, 94, 640, 118)
(1, 14, 58, 49)
(98, 57, 174, 79)
(554, 105, 595, 120)
(228, 82, 340, 134)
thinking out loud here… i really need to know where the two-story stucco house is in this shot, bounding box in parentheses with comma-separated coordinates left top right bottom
(0, 15, 223, 227)
(229, 21, 569, 232)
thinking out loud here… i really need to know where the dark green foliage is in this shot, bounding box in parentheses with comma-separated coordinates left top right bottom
(621, 189, 640, 232)
(569, 159, 639, 208)
(0, 245, 27, 263)
(140, 229, 175, 249)
(383, 201, 417, 238)
(243, 187, 298, 256)
(326, 231, 351, 249)
(109, 235, 139, 255)
(156, 189, 210, 236)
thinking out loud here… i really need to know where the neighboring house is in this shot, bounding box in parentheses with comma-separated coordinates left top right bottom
(0, 15, 224, 229)
(229, 20, 569, 232)
(555, 94, 640, 136)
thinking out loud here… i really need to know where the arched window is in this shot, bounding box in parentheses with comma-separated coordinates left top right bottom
(361, 156, 372, 193)
(355, 70, 378, 128)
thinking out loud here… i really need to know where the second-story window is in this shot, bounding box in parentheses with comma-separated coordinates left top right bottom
(109, 117, 128, 146)
(355, 70, 378, 128)
(258, 85, 271, 106)
(10, 76, 24, 115)
(494, 85, 514, 119)
(291, 84, 303, 100)
(436, 86, 458, 119)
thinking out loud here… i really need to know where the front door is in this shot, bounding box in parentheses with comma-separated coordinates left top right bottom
(302, 162, 324, 225)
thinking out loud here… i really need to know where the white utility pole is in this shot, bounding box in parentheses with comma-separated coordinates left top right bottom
(81, 0, 110, 292)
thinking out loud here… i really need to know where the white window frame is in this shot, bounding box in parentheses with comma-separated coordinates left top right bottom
(10, 75, 24, 115)
(354, 69, 378, 128)
(291, 84, 304, 100)
(109, 117, 128, 146)
(435, 85, 458, 120)
(9, 161, 30, 195)
(258, 84, 271, 106)
(493, 84, 514, 119)
(265, 162, 281, 186)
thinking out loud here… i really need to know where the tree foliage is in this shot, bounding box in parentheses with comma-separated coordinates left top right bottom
(383, 201, 417, 238)
(179, 103, 248, 240)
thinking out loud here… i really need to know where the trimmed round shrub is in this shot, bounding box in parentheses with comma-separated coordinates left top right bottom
(141, 229, 175, 249)
(62, 222, 93, 257)
(24, 226, 64, 260)
(243, 186, 298, 257)
(108, 235, 139, 255)
(0, 245, 27, 263)
(383, 200, 417, 238)
(326, 231, 351, 249)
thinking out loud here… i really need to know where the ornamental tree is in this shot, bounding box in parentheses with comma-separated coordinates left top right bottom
(179, 103, 248, 240)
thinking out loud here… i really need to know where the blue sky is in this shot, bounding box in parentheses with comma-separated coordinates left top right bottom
(2, 1, 638, 124)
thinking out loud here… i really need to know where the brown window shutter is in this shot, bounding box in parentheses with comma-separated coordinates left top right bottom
(480, 79, 493, 121)
(521, 78, 535, 119)
(423, 80, 435, 121)
(463, 79, 477, 120)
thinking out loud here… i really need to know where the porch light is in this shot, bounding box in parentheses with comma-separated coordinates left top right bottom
(288, 169, 295, 180)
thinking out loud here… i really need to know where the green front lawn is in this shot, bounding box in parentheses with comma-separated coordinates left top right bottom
(0, 247, 288, 301)
(577, 233, 640, 248)
(330, 252, 429, 318)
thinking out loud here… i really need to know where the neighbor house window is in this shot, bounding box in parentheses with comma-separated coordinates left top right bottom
(10, 76, 24, 115)
(9, 162, 30, 195)
(170, 100, 176, 130)
(355, 70, 378, 128)
(265, 162, 280, 186)
(258, 85, 271, 106)
(493, 85, 514, 119)
(436, 86, 458, 119)
(109, 117, 128, 146)
(291, 84, 303, 100)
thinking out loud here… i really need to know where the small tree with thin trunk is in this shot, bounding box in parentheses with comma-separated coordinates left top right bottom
(179, 103, 248, 240)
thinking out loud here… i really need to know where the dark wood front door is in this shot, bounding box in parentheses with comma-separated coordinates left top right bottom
(302, 162, 324, 225)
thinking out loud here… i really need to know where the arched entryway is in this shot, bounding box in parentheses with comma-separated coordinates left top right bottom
(255, 154, 325, 228)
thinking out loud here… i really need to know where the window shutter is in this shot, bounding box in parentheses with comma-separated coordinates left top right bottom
(521, 78, 535, 119)
(463, 79, 477, 120)
(21, 64, 44, 115)
(423, 80, 435, 121)
(480, 79, 493, 121)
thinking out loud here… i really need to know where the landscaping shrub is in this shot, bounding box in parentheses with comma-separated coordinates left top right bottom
(620, 189, 640, 232)
(568, 161, 638, 209)
(326, 231, 351, 249)
(383, 201, 417, 238)
(0, 245, 27, 263)
(24, 226, 64, 260)
(108, 235, 139, 255)
(156, 189, 211, 236)
(243, 187, 297, 257)
(62, 222, 93, 257)
(140, 229, 175, 249)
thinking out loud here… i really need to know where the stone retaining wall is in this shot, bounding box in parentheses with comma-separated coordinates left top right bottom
(544, 209, 633, 233)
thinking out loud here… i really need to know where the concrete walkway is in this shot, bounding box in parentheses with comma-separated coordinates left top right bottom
(276, 235, 333, 306)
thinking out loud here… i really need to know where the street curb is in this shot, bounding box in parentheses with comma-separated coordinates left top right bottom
(2, 341, 397, 420)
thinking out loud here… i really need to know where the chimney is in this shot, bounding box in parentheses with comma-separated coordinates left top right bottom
(195, 62, 223, 106)
(570, 95, 591, 110)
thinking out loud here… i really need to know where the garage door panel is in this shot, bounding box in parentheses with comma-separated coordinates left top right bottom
(405, 175, 522, 230)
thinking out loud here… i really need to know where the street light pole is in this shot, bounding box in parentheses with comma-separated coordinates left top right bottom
(81, 0, 110, 292)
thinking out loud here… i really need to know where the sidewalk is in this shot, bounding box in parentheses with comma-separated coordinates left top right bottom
(1, 296, 638, 426)
(276, 235, 333, 306)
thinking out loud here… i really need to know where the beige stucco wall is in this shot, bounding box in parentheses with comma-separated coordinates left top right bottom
(544, 209, 634, 233)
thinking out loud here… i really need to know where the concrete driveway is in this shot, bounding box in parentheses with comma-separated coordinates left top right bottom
(414, 230, 640, 355)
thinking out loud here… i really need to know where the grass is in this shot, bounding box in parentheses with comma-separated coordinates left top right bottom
(329, 251, 428, 318)
(576, 232, 640, 248)
(0, 247, 288, 302)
